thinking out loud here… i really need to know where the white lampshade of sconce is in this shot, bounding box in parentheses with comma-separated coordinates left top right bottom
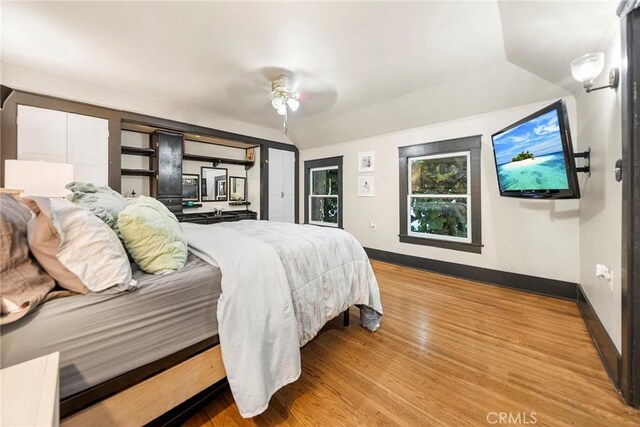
(276, 104, 287, 115)
(571, 52, 605, 86)
(4, 160, 73, 197)
(286, 97, 300, 112)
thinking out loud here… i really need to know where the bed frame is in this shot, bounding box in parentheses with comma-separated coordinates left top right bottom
(60, 310, 351, 426)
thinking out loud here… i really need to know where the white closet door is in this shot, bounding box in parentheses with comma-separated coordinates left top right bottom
(17, 106, 67, 163)
(280, 150, 295, 222)
(67, 113, 109, 185)
(268, 149, 283, 220)
(268, 148, 295, 223)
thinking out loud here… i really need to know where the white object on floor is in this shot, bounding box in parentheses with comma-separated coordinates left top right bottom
(0, 352, 60, 427)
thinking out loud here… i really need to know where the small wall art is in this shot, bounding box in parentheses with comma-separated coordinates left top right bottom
(358, 176, 375, 197)
(358, 151, 375, 172)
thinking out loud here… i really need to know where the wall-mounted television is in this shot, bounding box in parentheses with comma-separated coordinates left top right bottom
(491, 100, 581, 199)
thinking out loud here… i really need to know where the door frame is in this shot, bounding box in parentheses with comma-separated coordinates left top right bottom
(260, 143, 300, 222)
(618, 0, 640, 407)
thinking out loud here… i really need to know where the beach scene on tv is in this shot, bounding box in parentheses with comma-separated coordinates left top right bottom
(493, 109, 570, 191)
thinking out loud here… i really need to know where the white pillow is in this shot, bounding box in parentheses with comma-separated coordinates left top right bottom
(49, 199, 136, 293)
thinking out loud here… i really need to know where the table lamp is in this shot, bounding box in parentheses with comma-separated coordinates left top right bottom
(4, 160, 74, 197)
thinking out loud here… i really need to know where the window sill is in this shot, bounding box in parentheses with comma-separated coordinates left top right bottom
(398, 234, 482, 254)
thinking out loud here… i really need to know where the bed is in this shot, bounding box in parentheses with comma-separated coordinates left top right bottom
(1, 219, 383, 424)
(0, 255, 223, 421)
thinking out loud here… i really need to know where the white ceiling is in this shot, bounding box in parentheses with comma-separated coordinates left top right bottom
(1, 1, 619, 148)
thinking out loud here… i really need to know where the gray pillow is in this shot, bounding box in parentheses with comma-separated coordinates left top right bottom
(66, 182, 128, 235)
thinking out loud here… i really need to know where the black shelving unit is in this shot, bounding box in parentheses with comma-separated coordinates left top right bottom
(121, 168, 156, 177)
(121, 146, 156, 156)
(182, 152, 254, 169)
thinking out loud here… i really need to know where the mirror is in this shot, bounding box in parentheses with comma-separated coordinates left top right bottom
(229, 177, 246, 202)
(201, 167, 228, 201)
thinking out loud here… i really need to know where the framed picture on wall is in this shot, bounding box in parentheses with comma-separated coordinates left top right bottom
(358, 151, 375, 172)
(358, 176, 375, 197)
(215, 176, 227, 200)
(181, 174, 200, 202)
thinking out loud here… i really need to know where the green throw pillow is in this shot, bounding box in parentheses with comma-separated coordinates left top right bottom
(118, 196, 187, 274)
(66, 182, 128, 236)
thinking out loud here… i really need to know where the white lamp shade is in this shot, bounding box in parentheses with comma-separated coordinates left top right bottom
(571, 52, 605, 83)
(4, 160, 74, 197)
(276, 105, 287, 115)
(286, 97, 300, 112)
(271, 97, 284, 110)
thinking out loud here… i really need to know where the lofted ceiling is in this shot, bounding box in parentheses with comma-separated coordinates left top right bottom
(1, 1, 618, 148)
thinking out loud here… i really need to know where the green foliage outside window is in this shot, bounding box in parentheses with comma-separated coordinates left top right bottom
(312, 169, 338, 195)
(409, 154, 469, 239)
(410, 198, 467, 238)
(311, 197, 338, 224)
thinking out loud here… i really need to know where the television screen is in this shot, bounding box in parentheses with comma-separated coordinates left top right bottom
(491, 100, 580, 199)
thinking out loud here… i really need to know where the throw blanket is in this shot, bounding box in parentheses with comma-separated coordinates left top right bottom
(181, 221, 383, 417)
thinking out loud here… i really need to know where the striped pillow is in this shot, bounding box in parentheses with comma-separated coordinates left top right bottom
(25, 197, 136, 293)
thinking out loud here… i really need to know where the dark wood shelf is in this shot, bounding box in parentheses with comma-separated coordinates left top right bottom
(121, 168, 156, 177)
(182, 153, 254, 168)
(121, 146, 156, 156)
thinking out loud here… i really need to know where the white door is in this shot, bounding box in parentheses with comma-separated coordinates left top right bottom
(67, 113, 109, 185)
(17, 106, 67, 163)
(268, 148, 295, 223)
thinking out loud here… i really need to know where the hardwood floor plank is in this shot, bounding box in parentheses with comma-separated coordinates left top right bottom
(185, 261, 640, 426)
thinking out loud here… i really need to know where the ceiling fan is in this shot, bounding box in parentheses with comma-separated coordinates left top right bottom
(226, 67, 337, 133)
(269, 74, 299, 133)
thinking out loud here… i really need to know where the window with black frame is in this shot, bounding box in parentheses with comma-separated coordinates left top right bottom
(304, 156, 343, 228)
(399, 135, 482, 253)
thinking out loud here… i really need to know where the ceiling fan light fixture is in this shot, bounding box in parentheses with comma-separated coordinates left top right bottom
(271, 97, 284, 110)
(286, 97, 299, 112)
(269, 74, 301, 132)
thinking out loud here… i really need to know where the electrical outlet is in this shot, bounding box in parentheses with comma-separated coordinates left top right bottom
(596, 264, 614, 291)
(596, 264, 611, 280)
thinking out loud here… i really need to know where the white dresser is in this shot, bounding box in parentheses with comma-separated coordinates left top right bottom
(1, 352, 60, 427)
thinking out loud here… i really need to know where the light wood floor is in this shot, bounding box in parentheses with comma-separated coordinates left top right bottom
(185, 261, 640, 426)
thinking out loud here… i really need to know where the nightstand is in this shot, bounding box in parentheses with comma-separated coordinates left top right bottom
(1, 352, 60, 427)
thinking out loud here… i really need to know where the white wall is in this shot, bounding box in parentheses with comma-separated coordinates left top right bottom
(0, 63, 291, 145)
(299, 99, 581, 284)
(121, 130, 260, 216)
(576, 24, 622, 352)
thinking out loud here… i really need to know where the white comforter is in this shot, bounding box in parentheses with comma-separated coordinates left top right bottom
(181, 220, 383, 417)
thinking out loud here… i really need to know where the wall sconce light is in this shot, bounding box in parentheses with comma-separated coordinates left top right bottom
(571, 52, 619, 93)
